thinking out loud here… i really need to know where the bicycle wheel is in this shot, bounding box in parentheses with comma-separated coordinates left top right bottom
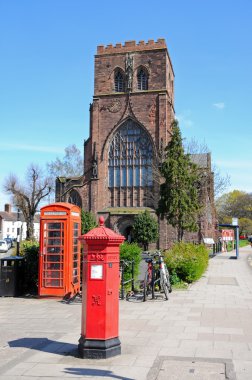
(143, 271, 151, 302)
(160, 271, 169, 300)
(164, 264, 172, 293)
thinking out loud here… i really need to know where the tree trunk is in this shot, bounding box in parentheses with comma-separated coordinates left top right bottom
(26, 216, 35, 240)
(177, 223, 184, 242)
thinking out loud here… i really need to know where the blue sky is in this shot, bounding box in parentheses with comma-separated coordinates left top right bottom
(0, 0, 251, 210)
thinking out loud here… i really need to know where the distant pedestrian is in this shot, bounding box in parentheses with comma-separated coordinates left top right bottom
(248, 236, 252, 248)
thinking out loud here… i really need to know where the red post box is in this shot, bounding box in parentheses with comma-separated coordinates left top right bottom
(78, 216, 125, 359)
(39, 203, 81, 298)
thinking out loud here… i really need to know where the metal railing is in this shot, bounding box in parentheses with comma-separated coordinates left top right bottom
(119, 259, 135, 300)
(213, 241, 222, 254)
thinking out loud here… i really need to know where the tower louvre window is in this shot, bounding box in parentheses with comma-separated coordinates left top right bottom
(114, 70, 125, 92)
(137, 68, 148, 90)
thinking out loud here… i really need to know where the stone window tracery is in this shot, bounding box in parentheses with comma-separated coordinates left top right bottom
(108, 119, 153, 189)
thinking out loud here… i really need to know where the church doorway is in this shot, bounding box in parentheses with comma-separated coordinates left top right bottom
(116, 217, 134, 243)
(124, 226, 133, 243)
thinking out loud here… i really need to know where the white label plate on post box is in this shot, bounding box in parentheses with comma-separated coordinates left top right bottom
(90, 264, 103, 279)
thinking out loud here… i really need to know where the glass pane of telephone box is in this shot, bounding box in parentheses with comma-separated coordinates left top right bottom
(42, 222, 64, 288)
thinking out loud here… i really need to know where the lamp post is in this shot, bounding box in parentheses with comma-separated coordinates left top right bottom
(17, 208, 20, 256)
(232, 218, 239, 259)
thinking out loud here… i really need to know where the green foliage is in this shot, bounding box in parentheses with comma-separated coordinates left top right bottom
(240, 239, 249, 248)
(216, 190, 252, 241)
(81, 210, 97, 234)
(20, 240, 39, 294)
(132, 210, 159, 250)
(157, 120, 201, 241)
(119, 242, 142, 284)
(164, 242, 209, 284)
(216, 190, 252, 222)
(238, 218, 252, 236)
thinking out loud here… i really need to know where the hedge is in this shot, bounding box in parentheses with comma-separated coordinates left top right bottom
(119, 242, 142, 285)
(20, 240, 39, 294)
(164, 242, 209, 284)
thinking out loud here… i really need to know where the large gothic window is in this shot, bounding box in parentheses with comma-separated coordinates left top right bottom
(137, 68, 148, 90)
(114, 69, 125, 92)
(108, 119, 153, 191)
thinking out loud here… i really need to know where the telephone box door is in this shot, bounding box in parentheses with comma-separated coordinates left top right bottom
(40, 220, 66, 295)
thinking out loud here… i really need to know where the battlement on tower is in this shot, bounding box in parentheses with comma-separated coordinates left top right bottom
(96, 39, 167, 55)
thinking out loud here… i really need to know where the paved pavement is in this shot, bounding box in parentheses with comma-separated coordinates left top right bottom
(1, 246, 252, 379)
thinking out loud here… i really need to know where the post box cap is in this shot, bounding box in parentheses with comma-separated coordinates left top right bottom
(79, 216, 125, 243)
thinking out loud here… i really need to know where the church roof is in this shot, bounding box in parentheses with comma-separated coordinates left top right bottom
(190, 153, 211, 170)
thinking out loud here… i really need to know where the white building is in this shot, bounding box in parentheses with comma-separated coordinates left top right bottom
(0, 204, 40, 241)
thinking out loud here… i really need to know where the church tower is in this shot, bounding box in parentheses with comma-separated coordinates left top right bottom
(86, 39, 174, 246)
(56, 39, 175, 248)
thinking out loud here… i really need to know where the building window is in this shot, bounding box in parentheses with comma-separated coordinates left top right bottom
(137, 68, 148, 90)
(108, 119, 153, 189)
(114, 69, 125, 92)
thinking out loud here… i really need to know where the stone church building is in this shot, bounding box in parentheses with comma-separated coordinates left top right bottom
(56, 39, 216, 248)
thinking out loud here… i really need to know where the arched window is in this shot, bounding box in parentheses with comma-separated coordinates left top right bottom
(114, 69, 125, 92)
(108, 119, 153, 189)
(137, 68, 148, 90)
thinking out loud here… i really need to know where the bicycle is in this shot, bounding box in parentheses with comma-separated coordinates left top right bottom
(143, 251, 172, 301)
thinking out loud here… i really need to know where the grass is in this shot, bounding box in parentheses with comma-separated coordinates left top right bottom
(207, 239, 250, 255)
(239, 239, 250, 248)
(226, 239, 250, 251)
(172, 281, 188, 290)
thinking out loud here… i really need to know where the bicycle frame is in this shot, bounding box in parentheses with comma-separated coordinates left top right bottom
(143, 251, 171, 301)
(145, 258, 156, 299)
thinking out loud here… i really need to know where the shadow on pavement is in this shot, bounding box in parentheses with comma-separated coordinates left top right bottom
(64, 368, 134, 379)
(8, 338, 134, 380)
(8, 337, 77, 356)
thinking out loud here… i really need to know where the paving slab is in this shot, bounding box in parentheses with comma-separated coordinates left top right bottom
(1, 246, 252, 379)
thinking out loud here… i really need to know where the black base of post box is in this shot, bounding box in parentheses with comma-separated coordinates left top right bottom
(78, 336, 121, 359)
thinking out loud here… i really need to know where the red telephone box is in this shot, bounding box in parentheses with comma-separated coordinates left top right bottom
(39, 202, 81, 297)
(78, 217, 125, 359)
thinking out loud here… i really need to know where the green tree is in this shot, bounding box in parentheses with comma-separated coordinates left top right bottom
(237, 218, 252, 236)
(157, 120, 201, 242)
(216, 190, 252, 222)
(132, 210, 159, 250)
(81, 210, 97, 234)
